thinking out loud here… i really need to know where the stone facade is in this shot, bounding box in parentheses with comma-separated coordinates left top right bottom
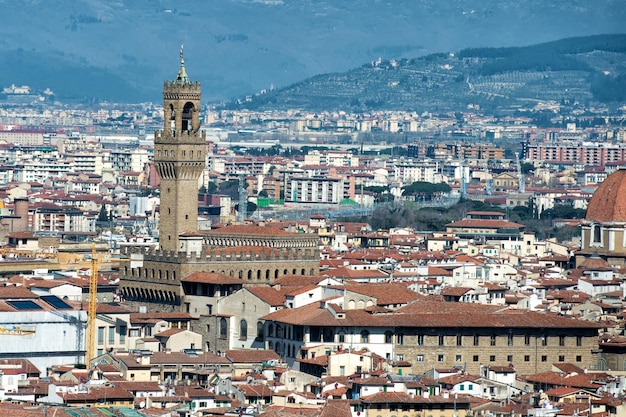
(394, 328, 598, 376)
(119, 244, 319, 311)
(118, 55, 321, 314)
(154, 54, 205, 253)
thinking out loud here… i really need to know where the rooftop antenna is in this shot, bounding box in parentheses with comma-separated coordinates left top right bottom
(238, 174, 248, 223)
(516, 152, 525, 193)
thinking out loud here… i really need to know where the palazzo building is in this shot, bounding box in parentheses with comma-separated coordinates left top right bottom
(119, 51, 319, 312)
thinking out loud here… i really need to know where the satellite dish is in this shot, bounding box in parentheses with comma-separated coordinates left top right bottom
(139, 401, 145, 409)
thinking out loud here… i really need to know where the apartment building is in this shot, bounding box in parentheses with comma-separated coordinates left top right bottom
(109, 148, 150, 173)
(285, 176, 345, 204)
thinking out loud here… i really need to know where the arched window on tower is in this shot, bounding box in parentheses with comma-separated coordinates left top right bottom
(169, 104, 175, 133)
(182, 102, 194, 131)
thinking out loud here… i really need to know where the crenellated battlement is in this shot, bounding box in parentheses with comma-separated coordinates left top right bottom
(163, 80, 201, 93)
(154, 129, 206, 143)
(123, 245, 318, 263)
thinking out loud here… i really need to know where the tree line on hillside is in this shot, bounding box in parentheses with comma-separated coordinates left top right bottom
(457, 34, 626, 59)
(359, 198, 583, 242)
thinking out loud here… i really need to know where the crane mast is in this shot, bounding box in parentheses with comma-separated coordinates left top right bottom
(86, 243, 98, 365)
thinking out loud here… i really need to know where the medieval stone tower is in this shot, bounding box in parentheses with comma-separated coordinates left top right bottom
(154, 48, 206, 252)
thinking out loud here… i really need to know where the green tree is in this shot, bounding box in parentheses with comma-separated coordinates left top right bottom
(218, 179, 241, 200)
(97, 205, 108, 222)
(402, 181, 451, 200)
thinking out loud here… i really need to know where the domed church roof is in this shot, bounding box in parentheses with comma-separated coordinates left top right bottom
(586, 169, 626, 222)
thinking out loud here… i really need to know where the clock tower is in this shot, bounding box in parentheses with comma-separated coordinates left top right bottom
(154, 47, 206, 252)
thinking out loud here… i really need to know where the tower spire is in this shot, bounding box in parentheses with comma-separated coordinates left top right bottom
(175, 44, 190, 85)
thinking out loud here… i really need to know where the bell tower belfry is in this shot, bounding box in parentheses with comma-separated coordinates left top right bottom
(154, 46, 206, 252)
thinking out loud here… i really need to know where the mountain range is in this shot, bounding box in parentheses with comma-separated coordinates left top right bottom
(0, 0, 624, 104)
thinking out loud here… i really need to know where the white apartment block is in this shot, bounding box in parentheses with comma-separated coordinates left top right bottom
(109, 148, 150, 173)
(304, 150, 359, 167)
(393, 160, 439, 184)
(66, 153, 104, 175)
(285, 176, 344, 204)
(13, 161, 72, 182)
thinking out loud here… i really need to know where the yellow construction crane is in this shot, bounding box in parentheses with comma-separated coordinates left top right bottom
(85, 242, 98, 366)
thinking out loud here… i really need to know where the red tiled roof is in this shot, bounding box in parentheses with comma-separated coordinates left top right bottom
(155, 328, 186, 337)
(262, 299, 602, 330)
(586, 168, 626, 222)
(0, 286, 39, 299)
(225, 349, 281, 363)
(205, 224, 293, 236)
(324, 267, 388, 279)
(446, 219, 524, 229)
(441, 286, 473, 296)
(344, 283, 420, 305)
(248, 286, 286, 306)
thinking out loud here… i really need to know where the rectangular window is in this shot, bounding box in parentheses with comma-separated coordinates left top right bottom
(507, 355, 513, 362)
(490, 335, 496, 346)
(108, 327, 115, 344)
(576, 336, 582, 346)
(438, 335, 444, 346)
(396, 334, 404, 345)
(129, 328, 140, 337)
(525, 334, 531, 346)
(559, 335, 565, 346)
(473, 335, 480, 346)
(542, 336, 547, 346)
(576, 355, 582, 362)
(457, 334, 462, 346)
(490, 355, 496, 362)
(524, 355, 530, 362)
(97, 327, 104, 345)
(417, 334, 424, 346)
(541, 355, 547, 362)
(437, 354, 444, 362)
(416, 355, 424, 362)
(558, 355, 565, 362)
(119, 326, 126, 344)
(508, 333, 513, 346)
(455, 354, 462, 362)
(473, 355, 479, 362)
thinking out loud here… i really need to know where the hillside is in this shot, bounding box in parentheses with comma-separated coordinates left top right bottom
(226, 34, 626, 113)
(0, 0, 623, 103)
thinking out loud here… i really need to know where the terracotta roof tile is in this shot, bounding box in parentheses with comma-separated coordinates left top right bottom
(225, 349, 281, 363)
(0, 286, 39, 299)
(205, 224, 293, 236)
(586, 168, 626, 222)
(248, 286, 286, 306)
(344, 282, 420, 305)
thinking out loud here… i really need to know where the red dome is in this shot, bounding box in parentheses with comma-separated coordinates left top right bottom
(586, 169, 626, 222)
